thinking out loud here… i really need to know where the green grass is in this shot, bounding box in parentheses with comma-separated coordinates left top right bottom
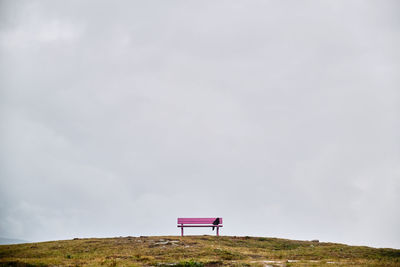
(0, 236, 399, 266)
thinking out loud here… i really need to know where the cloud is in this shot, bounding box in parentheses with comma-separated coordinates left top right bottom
(1, 0, 399, 248)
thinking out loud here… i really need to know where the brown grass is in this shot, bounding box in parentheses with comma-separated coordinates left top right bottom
(0, 236, 399, 266)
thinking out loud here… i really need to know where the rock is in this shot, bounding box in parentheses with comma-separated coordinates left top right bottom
(155, 241, 170, 245)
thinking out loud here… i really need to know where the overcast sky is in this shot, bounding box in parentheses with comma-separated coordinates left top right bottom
(1, 0, 399, 248)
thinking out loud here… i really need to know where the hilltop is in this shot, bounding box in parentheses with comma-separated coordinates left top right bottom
(0, 235, 399, 266)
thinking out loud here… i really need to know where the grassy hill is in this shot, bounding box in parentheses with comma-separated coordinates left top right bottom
(0, 235, 399, 266)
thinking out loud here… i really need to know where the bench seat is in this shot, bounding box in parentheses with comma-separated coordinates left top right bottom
(177, 225, 223, 227)
(177, 218, 223, 236)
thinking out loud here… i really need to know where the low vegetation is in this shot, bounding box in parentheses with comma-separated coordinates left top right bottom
(0, 235, 399, 266)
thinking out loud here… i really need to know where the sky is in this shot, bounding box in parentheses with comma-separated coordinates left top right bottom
(0, 0, 399, 249)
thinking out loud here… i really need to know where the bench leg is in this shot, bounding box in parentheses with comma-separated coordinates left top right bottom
(181, 227, 184, 237)
(216, 227, 219, 236)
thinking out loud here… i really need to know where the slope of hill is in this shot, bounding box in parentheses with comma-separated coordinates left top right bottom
(0, 238, 30, 245)
(0, 235, 399, 266)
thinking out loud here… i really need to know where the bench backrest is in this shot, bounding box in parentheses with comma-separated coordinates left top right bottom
(177, 218, 223, 225)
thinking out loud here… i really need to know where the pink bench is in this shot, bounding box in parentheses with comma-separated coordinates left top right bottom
(177, 218, 223, 236)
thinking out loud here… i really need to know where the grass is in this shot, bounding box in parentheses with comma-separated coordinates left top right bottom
(0, 235, 399, 266)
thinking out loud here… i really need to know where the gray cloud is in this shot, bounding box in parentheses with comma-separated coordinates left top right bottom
(1, 0, 399, 248)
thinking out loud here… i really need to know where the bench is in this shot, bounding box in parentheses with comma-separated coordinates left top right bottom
(177, 218, 223, 236)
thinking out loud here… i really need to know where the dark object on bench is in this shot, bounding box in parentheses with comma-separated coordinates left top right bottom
(177, 218, 223, 236)
(212, 218, 220, 231)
